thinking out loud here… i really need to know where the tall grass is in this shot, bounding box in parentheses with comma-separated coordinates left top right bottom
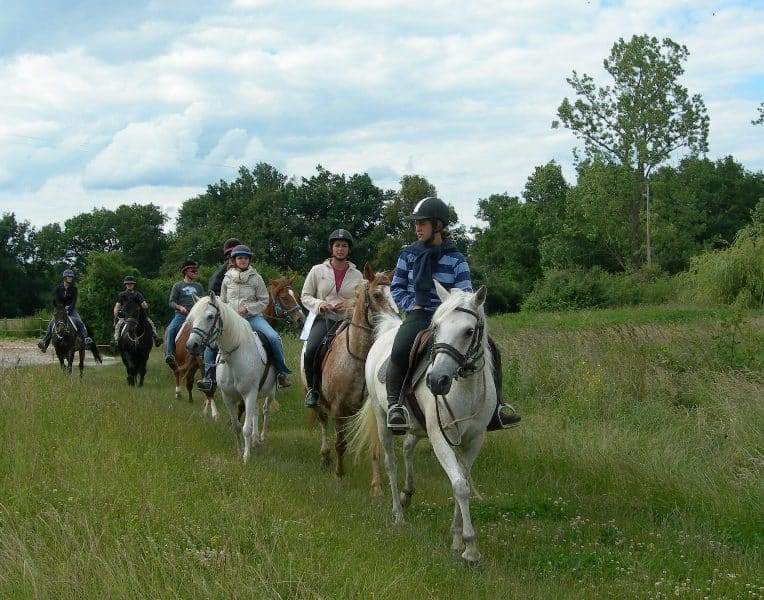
(1, 312, 763, 599)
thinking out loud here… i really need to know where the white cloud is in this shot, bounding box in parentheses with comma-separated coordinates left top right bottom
(0, 0, 762, 232)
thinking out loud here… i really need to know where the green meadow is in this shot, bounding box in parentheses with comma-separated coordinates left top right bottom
(1, 307, 762, 599)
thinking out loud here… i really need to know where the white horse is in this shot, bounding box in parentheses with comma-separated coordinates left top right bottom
(350, 281, 495, 563)
(186, 292, 278, 462)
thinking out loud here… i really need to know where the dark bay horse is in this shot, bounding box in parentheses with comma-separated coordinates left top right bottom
(173, 276, 306, 412)
(50, 303, 102, 376)
(300, 264, 398, 480)
(117, 297, 153, 386)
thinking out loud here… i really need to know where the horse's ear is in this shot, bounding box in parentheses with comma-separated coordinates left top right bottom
(434, 280, 450, 303)
(208, 290, 217, 304)
(192, 293, 200, 303)
(363, 262, 374, 281)
(474, 286, 487, 308)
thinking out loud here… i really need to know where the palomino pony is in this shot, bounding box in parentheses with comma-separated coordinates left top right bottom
(117, 298, 153, 386)
(185, 292, 279, 462)
(172, 276, 305, 409)
(350, 282, 495, 563)
(300, 264, 398, 480)
(50, 303, 102, 376)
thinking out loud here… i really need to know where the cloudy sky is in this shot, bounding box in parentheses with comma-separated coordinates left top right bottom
(1, 0, 762, 232)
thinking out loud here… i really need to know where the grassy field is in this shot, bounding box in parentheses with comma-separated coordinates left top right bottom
(1, 306, 762, 599)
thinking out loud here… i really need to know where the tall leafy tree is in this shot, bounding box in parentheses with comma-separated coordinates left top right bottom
(553, 34, 709, 269)
(651, 155, 764, 272)
(470, 194, 539, 312)
(372, 175, 438, 269)
(753, 102, 764, 126)
(0, 213, 48, 316)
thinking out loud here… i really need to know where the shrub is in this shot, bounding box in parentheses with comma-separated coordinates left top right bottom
(522, 268, 608, 312)
(680, 220, 764, 308)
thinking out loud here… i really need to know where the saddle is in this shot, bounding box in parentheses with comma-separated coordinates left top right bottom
(318, 321, 348, 371)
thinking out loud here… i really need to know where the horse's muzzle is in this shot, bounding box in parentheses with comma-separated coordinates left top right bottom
(186, 339, 203, 357)
(426, 372, 453, 395)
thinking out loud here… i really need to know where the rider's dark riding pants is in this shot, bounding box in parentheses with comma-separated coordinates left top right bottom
(303, 316, 342, 390)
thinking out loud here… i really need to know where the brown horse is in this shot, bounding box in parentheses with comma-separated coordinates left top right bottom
(50, 303, 102, 377)
(172, 276, 306, 410)
(301, 264, 398, 481)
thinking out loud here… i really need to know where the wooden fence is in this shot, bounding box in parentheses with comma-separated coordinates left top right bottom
(0, 317, 48, 338)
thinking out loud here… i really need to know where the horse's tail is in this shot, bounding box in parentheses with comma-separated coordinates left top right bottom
(347, 395, 380, 462)
(177, 353, 198, 379)
(90, 342, 103, 364)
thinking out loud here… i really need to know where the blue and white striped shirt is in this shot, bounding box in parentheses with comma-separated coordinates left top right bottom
(391, 242, 472, 313)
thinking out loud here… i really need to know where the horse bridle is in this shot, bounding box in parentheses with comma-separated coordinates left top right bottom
(270, 287, 303, 324)
(429, 306, 486, 447)
(190, 300, 224, 348)
(430, 306, 486, 378)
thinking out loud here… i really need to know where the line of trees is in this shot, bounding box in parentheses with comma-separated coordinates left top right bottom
(2, 34, 762, 326)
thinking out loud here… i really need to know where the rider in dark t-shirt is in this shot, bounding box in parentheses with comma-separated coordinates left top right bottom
(112, 276, 161, 348)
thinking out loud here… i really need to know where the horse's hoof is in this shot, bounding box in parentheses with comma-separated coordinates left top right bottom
(461, 549, 481, 564)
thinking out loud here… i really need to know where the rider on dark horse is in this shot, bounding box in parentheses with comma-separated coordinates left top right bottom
(111, 275, 162, 349)
(37, 269, 94, 352)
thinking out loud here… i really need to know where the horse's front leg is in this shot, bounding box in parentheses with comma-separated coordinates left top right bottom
(316, 408, 331, 469)
(222, 392, 245, 457)
(259, 393, 274, 444)
(78, 350, 85, 378)
(429, 432, 481, 563)
(376, 407, 404, 524)
(241, 392, 261, 463)
(401, 433, 419, 507)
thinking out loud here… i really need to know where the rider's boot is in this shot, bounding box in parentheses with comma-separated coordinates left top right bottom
(486, 336, 521, 431)
(196, 367, 217, 395)
(277, 372, 292, 388)
(385, 361, 409, 435)
(37, 330, 51, 353)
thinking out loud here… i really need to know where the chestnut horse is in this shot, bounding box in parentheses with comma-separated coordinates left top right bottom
(300, 264, 398, 480)
(172, 276, 305, 412)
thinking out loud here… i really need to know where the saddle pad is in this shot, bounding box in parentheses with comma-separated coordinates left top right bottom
(252, 331, 267, 364)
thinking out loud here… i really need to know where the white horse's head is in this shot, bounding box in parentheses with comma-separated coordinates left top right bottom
(426, 281, 488, 396)
(185, 292, 223, 356)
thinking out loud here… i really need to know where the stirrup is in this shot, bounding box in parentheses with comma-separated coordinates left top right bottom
(304, 388, 319, 408)
(497, 403, 521, 429)
(196, 379, 215, 394)
(386, 404, 410, 433)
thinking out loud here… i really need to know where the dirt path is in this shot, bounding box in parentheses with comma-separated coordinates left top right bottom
(0, 340, 118, 369)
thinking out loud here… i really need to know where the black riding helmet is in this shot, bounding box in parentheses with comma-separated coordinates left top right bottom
(328, 228, 354, 250)
(407, 196, 450, 227)
(123, 276, 136, 285)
